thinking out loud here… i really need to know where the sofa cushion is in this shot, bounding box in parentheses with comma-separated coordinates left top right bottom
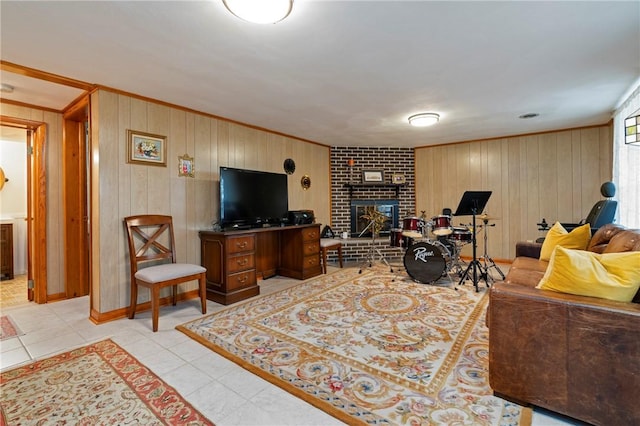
(603, 230, 640, 253)
(536, 246, 640, 303)
(511, 256, 549, 273)
(587, 223, 628, 252)
(504, 267, 546, 288)
(539, 222, 591, 261)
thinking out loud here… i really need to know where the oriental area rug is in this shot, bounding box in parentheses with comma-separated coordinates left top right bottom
(177, 265, 532, 425)
(0, 315, 24, 341)
(0, 339, 213, 425)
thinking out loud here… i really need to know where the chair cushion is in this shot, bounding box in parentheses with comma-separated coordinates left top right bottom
(536, 246, 640, 302)
(539, 222, 591, 261)
(135, 263, 206, 283)
(320, 238, 342, 248)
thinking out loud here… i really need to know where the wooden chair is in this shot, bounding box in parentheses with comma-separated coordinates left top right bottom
(124, 214, 207, 332)
(320, 238, 343, 273)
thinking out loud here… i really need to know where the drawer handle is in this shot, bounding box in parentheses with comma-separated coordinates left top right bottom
(236, 241, 247, 249)
(238, 275, 248, 284)
(237, 258, 248, 266)
(308, 232, 317, 238)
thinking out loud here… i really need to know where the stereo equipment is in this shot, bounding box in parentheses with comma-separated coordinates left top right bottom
(288, 210, 315, 225)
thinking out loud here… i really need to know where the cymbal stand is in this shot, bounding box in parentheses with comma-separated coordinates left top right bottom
(358, 219, 393, 274)
(457, 209, 489, 292)
(479, 218, 505, 282)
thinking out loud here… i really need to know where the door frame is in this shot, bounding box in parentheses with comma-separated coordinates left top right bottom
(63, 97, 90, 298)
(0, 116, 47, 303)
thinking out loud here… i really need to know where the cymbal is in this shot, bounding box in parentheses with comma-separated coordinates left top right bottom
(479, 214, 501, 221)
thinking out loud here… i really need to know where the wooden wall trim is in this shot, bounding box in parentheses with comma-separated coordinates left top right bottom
(94, 84, 329, 148)
(416, 122, 614, 149)
(0, 115, 45, 128)
(1, 60, 94, 91)
(0, 98, 62, 114)
(89, 289, 202, 325)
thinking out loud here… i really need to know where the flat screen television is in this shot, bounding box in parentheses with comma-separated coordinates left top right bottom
(219, 166, 289, 229)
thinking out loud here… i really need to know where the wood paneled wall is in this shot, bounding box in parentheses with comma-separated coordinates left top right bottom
(91, 89, 330, 313)
(0, 103, 65, 298)
(415, 125, 613, 261)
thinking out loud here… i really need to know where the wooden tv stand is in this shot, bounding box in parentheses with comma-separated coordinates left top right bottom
(199, 224, 321, 305)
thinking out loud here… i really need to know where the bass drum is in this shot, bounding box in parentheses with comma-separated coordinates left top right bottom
(403, 241, 451, 284)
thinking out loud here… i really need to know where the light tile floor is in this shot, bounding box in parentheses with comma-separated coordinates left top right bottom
(0, 264, 584, 426)
(0, 274, 29, 309)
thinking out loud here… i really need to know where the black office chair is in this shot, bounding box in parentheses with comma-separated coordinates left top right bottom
(562, 181, 617, 233)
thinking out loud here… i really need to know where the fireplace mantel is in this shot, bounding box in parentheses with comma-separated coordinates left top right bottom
(344, 183, 407, 198)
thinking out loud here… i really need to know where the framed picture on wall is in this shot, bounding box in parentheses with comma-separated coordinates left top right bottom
(392, 173, 406, 184)
(362, 169, 384, 183)
(126, 130, 167, 167)
(178, 153, 195, 178)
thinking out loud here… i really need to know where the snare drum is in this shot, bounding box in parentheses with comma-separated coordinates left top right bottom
(449, 227, 472, 242)
(403, 241, 451, 284)
(431, 215, 452, 236)
(390, 229, 413, 248)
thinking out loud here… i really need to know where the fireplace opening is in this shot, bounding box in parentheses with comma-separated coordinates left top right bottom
(350, 199, 399, 238)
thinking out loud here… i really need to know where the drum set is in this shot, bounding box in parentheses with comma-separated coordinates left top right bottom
(390, 213, 473, 285)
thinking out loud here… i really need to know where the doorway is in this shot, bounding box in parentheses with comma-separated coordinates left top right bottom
(63, 99, 90, 298)
(0, 126, 28, 307)
(0, 120, 47, 305)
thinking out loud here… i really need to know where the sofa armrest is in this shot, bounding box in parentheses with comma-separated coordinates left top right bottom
(488, 282, 640, 425)
(514, 241, 542, 258)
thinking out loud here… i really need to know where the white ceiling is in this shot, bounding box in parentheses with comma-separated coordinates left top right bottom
(1, 1, 639, 148)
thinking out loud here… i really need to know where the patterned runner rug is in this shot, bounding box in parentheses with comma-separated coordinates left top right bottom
(0, 315, 23, 341)
(178, 266, 532, 425)
(0, 339, 213, 425)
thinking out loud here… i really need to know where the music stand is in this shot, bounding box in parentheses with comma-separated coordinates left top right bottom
(453, 191, 492, 291)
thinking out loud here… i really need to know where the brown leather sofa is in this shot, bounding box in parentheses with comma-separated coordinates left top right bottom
(488, 224, 640, 426)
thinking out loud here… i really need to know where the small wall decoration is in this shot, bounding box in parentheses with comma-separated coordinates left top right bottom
(127, 130, 166, 166)
(178, 154, 195, 178)
(392, 173, 406, 184)
(362, 169, 384, 183)
(283, 158, 296, 174)
(301, 175, 311, 190)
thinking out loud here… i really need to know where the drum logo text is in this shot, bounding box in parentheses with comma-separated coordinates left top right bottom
(413, 246, 435, 262)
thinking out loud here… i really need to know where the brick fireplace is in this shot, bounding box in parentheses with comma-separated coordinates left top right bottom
(329, 147, 414, 262)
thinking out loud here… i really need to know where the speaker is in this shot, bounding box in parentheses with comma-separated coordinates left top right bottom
(288, 210, 315, 225)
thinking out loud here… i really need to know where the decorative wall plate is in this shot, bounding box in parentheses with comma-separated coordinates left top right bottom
(301, 175, 311, 190)
(284, 158, 296, 174)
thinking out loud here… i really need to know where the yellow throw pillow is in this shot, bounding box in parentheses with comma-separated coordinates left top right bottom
(539, 222, 591, 261)
(536, 246, 640, 302)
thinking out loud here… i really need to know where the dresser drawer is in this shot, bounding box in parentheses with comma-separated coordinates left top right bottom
(302, 228, 319, 242)
(226, 269, 257, 291)
(303, 254, 320, 270)
(227, 235, 255, 254)
(227, 253, 255, 274)
(303, 240, 319, 256)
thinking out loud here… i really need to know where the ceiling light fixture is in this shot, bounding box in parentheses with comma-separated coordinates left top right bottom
(222, 0, 293, 24)
(408, 113, 440, 127)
